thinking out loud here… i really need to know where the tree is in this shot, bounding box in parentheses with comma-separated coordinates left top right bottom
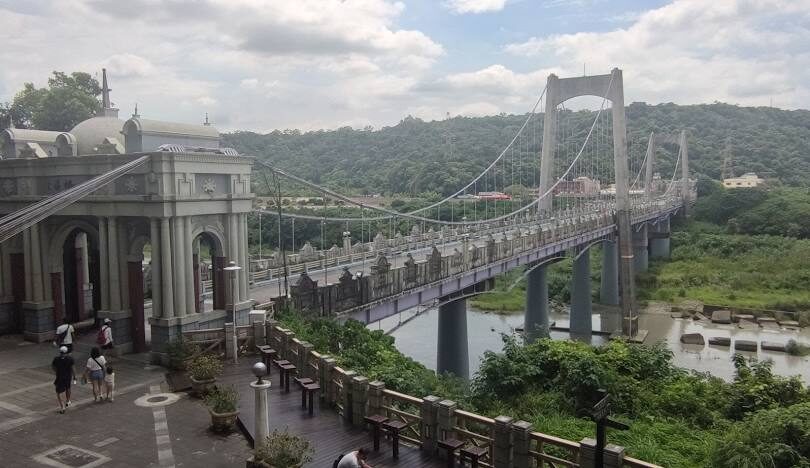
(0, 71, 101, 131)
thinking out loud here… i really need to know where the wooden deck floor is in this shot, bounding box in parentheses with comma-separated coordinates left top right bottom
(221, 360, 443, 468)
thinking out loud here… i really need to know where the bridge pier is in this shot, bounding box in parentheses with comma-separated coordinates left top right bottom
(632, 225, 649, 273)
(569, 248, 592, 342)
(599, 242, 619, 306)
(649, 218, 671, 259)
(437, 297, 469, 379)
(524, 264, 549, 343)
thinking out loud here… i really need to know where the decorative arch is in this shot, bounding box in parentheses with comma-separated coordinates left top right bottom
(190, 225, 226, 257)
(47, 219, 100, 273)
(573, 237, 615, 260)
(128, 234, 151, 262)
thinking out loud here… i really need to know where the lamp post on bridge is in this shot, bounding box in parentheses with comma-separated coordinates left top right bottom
(224, 261, 242, 364)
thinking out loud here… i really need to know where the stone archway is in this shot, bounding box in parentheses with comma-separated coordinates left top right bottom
(48, 220, 101, 325)
(127, 234, 151, 352)
(190, 229, 226, 312)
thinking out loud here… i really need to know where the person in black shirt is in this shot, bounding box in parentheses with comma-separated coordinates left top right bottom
(52, 346, 76, 414)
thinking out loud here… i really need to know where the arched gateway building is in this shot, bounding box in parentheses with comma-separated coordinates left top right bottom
(0, 70, 254, 361)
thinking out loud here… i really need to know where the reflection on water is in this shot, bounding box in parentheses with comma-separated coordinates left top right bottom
(375, 306, 810, 382)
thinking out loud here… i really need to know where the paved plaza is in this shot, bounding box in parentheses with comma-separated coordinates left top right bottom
(0, 335, 251, 467)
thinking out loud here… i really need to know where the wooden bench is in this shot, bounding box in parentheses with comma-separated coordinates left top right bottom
(272, 359, 291, 389)
(257, 346, 277, 369)
(294, 377, 314, 408)
(302, 383, 320, 416)
(381, 420, 409, 459)
(437, 438, 465, 468)
(279, 363, 297, 393)
(363, 414, 389, 451)
(459, 446, 487, 468)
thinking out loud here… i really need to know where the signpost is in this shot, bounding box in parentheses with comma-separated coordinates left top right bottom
(590, 389, 629, 467)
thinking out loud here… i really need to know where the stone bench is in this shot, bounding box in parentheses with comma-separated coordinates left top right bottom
(734, 340, 758, 352)
(761, 341, 787, 352)
(708, 336, 730, 346)
(680, 333, 705, 345)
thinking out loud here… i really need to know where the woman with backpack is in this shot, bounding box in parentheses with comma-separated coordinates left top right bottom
(84, 347, 107, 402)
(97, 318, 113, 350)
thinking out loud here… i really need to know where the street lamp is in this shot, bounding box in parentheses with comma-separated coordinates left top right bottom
(224, 261, 242, 364)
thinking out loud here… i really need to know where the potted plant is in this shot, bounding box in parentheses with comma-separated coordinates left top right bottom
(188, 354, 223, 396)
(166, 337, 200, 371)
(204, 385, 239, 433)
(250, 428, 313, 468)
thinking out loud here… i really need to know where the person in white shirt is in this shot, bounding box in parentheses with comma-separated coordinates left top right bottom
(83, 347, 107, 402)
(104, 366, 115, 402)
(337, 448, 373, 468)
(99, 318, 114, 350)
(55, 319, 75, 353)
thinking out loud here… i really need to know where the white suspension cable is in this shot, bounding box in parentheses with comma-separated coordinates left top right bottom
(257, 74, 615, 226)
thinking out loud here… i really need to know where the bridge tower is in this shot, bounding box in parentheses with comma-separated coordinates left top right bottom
(537, 68, 637, 336)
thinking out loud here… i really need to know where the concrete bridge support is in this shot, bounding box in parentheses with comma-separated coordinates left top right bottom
(649, 218, 671, 259)
(569, 249, 592, 342)
(437, 297, 469, 379)
(524, 264, 549, 343)
(632, 225, 649, 273)
(599, 242, 619, 306)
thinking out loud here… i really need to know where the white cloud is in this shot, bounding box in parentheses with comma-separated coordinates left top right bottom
(103, 54, 156, 78)
(444, 0, 507, 14)
(1, 0, 808, 132)
(240, 78, 259, 89)
(504, 0, 810, 108)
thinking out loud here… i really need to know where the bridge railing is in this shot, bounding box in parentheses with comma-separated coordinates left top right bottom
(381, 389, 423, 447)
(528, 432, 581, 467)
(454, 410, 495, 467)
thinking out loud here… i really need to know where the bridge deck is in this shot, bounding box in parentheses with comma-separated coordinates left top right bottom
(221, 360, 442, 467)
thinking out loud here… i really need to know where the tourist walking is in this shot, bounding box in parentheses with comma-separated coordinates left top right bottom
(97, 318, 114, 350)
(84, 347, 107, 402)
(52, 346, 76, 414)
(54, 319, 75, 353)
(336, 448, 373, 468)
(104, 366, 115, 402)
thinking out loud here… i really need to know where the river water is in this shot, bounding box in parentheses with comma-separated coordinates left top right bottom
(374, 304, 810, 383)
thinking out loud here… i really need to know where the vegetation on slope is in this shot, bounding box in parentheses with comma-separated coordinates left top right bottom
(228, 103, 810, 197)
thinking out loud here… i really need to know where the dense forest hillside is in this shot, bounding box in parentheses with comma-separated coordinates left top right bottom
(224, 103, 810, 195)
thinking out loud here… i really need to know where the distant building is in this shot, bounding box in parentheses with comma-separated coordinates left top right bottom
(554, 176, 601, 196)
(723, 172, 763, 188)
(477, 191, 511, 200)
(1, 69, 220, 160)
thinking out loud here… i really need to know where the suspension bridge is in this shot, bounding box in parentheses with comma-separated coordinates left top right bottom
(0, 67, 686, 468)
(241, 68, 693, 377)
(0, 68, 693, 365)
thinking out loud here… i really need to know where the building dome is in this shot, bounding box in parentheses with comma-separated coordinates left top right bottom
(70, 116, 125, 156)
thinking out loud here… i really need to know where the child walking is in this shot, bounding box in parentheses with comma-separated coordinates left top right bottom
(104, 366, 115, 402)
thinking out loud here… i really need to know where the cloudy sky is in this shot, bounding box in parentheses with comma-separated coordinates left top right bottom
(0, 0, 808, 132)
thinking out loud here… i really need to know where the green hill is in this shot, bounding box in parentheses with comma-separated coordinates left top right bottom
(223, 102, 810, 195)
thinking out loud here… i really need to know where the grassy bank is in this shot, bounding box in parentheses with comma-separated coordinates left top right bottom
(638, 222, 810, 311)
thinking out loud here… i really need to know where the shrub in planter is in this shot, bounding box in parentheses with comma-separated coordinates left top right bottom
(187, 354, 223, 396)
(253, 428, 313, 468)
(166, 337, 200, 371)
(204, 385, 239, 433)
